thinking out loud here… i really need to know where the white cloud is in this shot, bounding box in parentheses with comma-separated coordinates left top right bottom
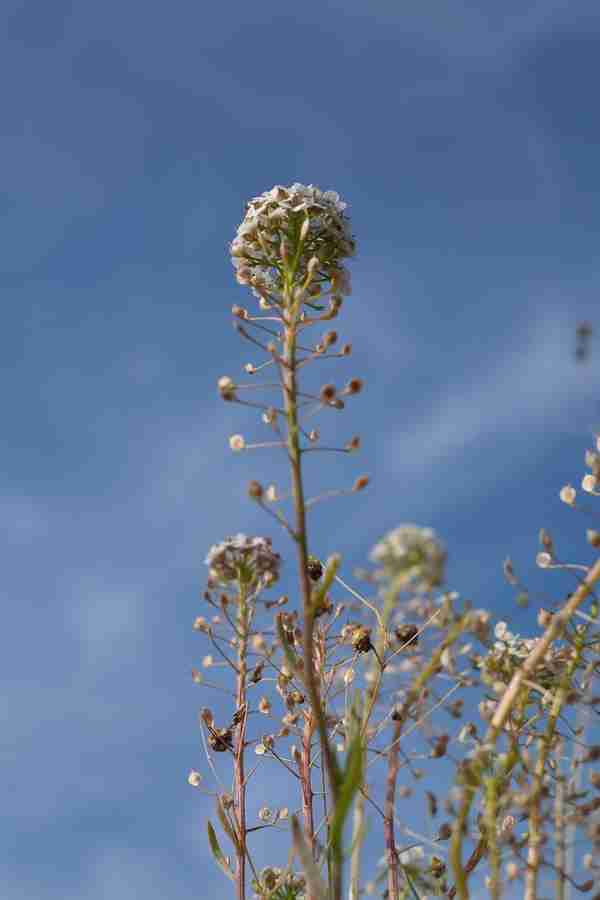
(384, 305, 598, 479)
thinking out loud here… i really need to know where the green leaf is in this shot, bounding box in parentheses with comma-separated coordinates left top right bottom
(290, 815, 328, 900)
(206, 820, 235, 881)
(216, 796, 241, 852)
(311, 555, 340, 617)
(329, 693, 363, 856)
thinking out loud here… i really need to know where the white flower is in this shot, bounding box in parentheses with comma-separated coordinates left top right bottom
(229, 434, 245, 451)
(231, 184, 354, 304)
(205, 534, 281, 587)
(399, 846, 424, 865)
(494, 622, 509, 641)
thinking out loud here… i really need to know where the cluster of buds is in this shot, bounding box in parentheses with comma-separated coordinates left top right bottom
(370, 524, 446, 589)
(205, 534, 281, 588)
(230, 183, 355, 305)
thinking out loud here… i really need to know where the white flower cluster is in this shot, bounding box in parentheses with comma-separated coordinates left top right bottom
(370, 524, 446, 589)
(231, 183, 355, 303)
(252, 867, 306, 899)
(205, 534, 281, 588)
(492, 621, 538, 659)
(478, 621, 568, 686)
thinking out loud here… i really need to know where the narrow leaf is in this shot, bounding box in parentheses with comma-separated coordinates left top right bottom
(206, 820, 235, 881)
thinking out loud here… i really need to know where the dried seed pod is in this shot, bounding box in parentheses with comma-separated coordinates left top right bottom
(307, 556, 323, 582)
(351, 625, 372, 654)
(208, 727, 233, 752)
(395, 623, 419, 646)
(247, 480, 264, 500)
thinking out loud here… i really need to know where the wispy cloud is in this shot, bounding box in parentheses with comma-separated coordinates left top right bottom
(380, 302, 598, 513)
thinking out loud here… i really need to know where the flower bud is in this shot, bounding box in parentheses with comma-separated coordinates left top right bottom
(353, 475, 370, 492)
(229, 434, 246, 451)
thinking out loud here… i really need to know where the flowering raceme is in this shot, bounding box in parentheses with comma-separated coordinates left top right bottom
(230, 183, 355, 306)
(370, 524, 446, 589)
(205, 534, 281, 588)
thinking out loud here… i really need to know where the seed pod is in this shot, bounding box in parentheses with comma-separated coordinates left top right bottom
(351, 625, 372, 653)
(247, 480, 263, 500)
(395, 623, 419, 646)
(208, 727, 233, 752)
(307, 556, 323, 581)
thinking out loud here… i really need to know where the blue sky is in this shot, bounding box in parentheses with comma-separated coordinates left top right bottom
(3, 1, 600, 897)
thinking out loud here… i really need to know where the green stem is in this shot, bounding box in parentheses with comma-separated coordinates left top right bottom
(525, 631, 585, 900)
(234, 584, 250, 900)
(281, 278, 341, 900)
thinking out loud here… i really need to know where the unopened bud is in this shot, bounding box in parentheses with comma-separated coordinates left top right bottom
(323, 330, 338, 346)
(353, 475, 370, 492)
(346, 435, 361, 451)
(341, 343, 352, 355)
(231, 305, 248, 319)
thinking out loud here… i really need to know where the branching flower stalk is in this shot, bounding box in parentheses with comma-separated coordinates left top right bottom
(384, 606, 470, 900)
